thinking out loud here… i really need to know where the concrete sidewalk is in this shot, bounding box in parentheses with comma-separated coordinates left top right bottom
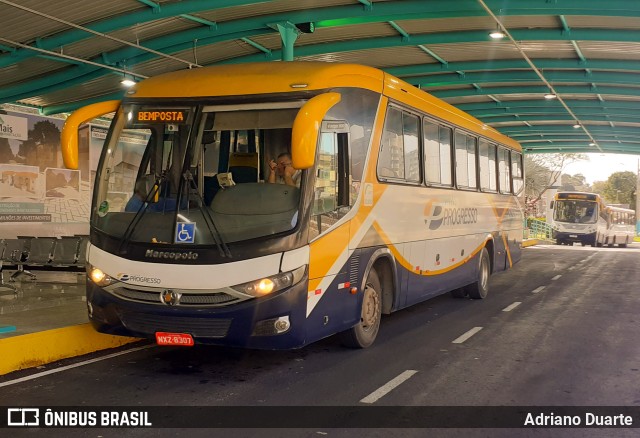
(0, 271, 138, 376)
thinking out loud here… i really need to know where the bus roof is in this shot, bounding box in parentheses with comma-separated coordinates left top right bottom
(604, 205, 635, 214)
(127, 61, 520, 151)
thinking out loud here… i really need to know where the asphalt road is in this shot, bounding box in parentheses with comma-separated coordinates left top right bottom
(1, 243, 639, 437)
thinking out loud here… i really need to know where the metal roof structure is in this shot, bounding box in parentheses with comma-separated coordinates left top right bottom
(2, 0, 640, 155)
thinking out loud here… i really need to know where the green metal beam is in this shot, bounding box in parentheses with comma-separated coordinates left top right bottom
(214, 28, 640, 67)
(455, 99, 640, 112)
(180, 14, 217, 29)
(11, 24, 640, 105)
(4, 0, 640, 71)
(0, 0, 270, 68)
(523, 139, 640, 146)
(487, 114, 640, 123)
(432, 85, 640, 99)
(388, 21, 410, 40)
(405, 70, 640, 88)
(417, 45, 448, 66)
(314, 0, 640, 28)
(387, 59, 640, 77)
(472, 109, 640, 119)
(523, 148, 640, 155)
(41, 91, 126, 115)
(241, 37, 271, 55)
(499, 125, 640, 135)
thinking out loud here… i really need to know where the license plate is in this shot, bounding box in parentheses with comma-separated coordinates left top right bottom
(569, 234, 578, 238)
(155, 332, 194, 347)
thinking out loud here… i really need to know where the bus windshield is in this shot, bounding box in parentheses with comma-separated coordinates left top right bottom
(92, 102, 304, 246)
(554, 199, 598, 224)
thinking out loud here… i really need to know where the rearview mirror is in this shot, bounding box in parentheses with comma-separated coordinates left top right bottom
(61, 100, 120, 169)
(291, 92, 341, 169)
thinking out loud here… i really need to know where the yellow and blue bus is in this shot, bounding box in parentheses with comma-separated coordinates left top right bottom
(61, 62, 524, 349)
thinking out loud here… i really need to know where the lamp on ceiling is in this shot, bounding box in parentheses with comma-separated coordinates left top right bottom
(573, 122, 581, 129)
(121, 75, 136, 87)
(489, 29, 505, 39)
(544, 92, 557, 100)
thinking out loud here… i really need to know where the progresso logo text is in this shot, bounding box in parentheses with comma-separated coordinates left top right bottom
(424, 203, 478, 230)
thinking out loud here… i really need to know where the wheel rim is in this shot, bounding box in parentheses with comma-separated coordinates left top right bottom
(480, 256, 489, 290)
(361, 283, 380, 331)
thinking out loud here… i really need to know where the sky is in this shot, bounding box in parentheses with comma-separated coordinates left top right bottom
(562, 153, 640, 185)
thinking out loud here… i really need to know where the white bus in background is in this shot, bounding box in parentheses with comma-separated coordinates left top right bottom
(550, 192, 603, 246)
(596, 206, 636, 248)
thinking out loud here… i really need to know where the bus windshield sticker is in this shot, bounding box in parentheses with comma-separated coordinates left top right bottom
(175, 222, 195, 244)
(97, 200, 109, 217)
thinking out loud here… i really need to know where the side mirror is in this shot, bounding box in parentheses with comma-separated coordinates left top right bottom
(291, 92, 341, 170)
(549, 200, 554, 209)
(61, 100, 120, 169)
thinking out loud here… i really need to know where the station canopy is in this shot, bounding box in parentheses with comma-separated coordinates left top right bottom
(2, 0, 640, 155)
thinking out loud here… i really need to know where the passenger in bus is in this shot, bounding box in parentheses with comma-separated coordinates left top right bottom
(267, 152, 300, 187)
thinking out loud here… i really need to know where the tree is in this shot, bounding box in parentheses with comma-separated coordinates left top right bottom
(603, 171, 636, 207)
(524, 153, 587, 214)
(591, 180, 607, 197)
(560, 173, 590, 192)
(18, 120, 61, 171)
(0, 137, 14, 163)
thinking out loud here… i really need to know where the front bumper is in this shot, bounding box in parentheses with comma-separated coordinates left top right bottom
(86, 275, 309, 349)
(554, 230, 596, 245)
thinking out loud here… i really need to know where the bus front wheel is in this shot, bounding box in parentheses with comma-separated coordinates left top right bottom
(340, 269, 382, 348)
(465, 248, 490, 299)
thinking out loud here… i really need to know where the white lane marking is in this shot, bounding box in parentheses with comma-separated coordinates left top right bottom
(532, 286, 546, 294)
(0, 344, 154, 388)
(578, 259, 588, 264)
(502, 302, 522, 312)
(452, 326, 483, 344)
(360, 370, 418, 404)
(551, 275, 562, 281)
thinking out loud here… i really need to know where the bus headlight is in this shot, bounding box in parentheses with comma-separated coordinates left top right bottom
(87, 264, 113, 287)
(231, 265, 306, 297)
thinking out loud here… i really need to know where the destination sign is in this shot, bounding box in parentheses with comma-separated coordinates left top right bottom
(556, 192, 597, 201)
(135, 110, 188, 123)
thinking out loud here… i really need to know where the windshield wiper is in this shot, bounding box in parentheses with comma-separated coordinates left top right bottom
(119, 173, 165, 253)
(181, 170, 231, 258)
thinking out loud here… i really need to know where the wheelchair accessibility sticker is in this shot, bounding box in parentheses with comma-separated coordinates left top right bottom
(175, 222, 195, 243)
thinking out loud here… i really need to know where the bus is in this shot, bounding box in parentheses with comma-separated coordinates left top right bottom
(550, 192, 604, 246)
(61, 62, 524, 349)
(596, 205, 636, 247)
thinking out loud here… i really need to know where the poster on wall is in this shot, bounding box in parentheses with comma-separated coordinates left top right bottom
(44, 168, 81, 199)
(0, 109, 89, 230)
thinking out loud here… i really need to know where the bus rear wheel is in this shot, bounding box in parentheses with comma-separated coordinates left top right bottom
(465, 248, 490, 300)
(340, 269, 382, 348)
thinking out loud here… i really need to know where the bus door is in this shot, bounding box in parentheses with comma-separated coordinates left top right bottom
(307, 121, 358, 338)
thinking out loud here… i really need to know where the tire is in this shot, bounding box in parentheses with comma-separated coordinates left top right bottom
(465, 247, 490, 300)
(340, 269, 382, 348)
(450, 287, 467, 298)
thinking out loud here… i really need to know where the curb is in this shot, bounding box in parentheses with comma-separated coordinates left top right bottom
(522, 239, 540, 248)
(0, 324, 139, 375)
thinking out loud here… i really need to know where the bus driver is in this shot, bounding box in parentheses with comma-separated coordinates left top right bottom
(267, 152, 300, 187)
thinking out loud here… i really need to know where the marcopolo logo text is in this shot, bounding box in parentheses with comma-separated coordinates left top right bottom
(145, 250, 199, 260)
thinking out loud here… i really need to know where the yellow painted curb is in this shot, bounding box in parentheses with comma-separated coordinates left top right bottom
(522, 239, 539, 248)
(0, 324, 139, 375)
